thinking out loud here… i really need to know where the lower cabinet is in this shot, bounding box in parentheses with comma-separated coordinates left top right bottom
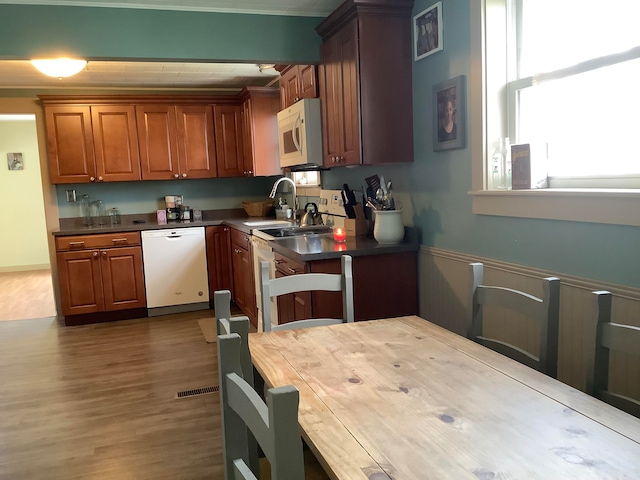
(273, 251, 418, 323)
(230, 228, 257, 326)
(56, 232, 146, 317)
(206, 225, 233, 301)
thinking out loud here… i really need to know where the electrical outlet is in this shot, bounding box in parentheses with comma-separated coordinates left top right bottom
(66, 189, 77, 202)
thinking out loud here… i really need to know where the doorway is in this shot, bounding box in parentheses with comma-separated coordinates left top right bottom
(0, 114, 56, 320)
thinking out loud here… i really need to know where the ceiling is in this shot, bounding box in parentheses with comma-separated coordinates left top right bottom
(0, 0, 343, 91)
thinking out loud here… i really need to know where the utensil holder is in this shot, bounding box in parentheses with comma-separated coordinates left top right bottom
(373, 209, 404, 244)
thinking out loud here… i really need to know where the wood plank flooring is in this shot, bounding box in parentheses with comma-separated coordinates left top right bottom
(0, 310, 224, 479)
(0, 269, 56, 321)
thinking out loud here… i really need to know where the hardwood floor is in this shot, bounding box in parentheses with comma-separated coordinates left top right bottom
(0, 269, 56, 321)
(0, 310, 224, 479)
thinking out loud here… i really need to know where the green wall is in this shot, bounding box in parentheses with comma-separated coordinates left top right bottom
(0, 5, 323, 63)
(0, 119, 49, 269)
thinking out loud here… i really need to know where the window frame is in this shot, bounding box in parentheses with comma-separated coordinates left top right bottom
(469, 0, 640, 227)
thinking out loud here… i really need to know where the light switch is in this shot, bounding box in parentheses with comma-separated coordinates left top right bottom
(66, 189, 77, 202)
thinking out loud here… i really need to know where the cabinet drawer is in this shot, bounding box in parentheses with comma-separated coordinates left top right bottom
(274, 252, 306, 275)
(56, 232, 141, 251)
(230, 229, 251, 250)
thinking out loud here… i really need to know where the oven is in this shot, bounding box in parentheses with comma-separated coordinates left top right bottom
(251, 234, 277, 332)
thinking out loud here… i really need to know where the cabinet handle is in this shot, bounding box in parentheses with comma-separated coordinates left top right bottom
(174, 173, 179, 178)
(92, 251, 99, 257)
(69, 241, 85, 248)
(90, 176, 95, 182)
(102, 251, 107, 256)
(287, 267, 297, 274)
(247, 170, 253, 175)
(223, 227, 229, 231)
(274, 259, 283, 264)
(182, 173, 187, 178)
(111, 238, 128, 244)
(98, 176, 103, 181)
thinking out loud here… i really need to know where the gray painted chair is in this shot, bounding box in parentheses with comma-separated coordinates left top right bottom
(260, 254, 354, 332)
(218, 331, 304, 480)
(587, 291, 640, 418)
(469, 262, 561, 378)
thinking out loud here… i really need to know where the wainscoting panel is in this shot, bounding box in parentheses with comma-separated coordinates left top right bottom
(419, 246, 640, 401)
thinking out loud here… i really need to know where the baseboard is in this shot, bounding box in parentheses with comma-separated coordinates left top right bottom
(0, 264, 51, 273)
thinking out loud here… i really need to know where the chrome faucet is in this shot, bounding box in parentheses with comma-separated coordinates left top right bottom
(269, 176, 297, 223)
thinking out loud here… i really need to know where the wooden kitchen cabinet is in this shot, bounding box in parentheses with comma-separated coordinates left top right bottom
(214, 104, 245, 177)
(240, 87, 281, 177)
(278, 65, 318, 110)
(137, 104, 217, 180)
(206, 225, 233, 301)
(272, 250, 418, 324)
(44, 104, 140, 183)
(273, 252, 312, 325)
(55, 232, 146, 321)
(316, 0, 414, 167)
(230, 228, 257, 326)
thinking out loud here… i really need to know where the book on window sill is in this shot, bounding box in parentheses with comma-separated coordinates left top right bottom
(511, 143, 548, 190)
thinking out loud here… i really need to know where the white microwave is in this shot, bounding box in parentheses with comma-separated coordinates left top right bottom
(277, 98, 323, 168)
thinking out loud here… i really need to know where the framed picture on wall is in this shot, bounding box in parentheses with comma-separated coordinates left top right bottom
(433, 75, 466, 152)
(7, 152, 24, 170)
(414, 2, 443, 61)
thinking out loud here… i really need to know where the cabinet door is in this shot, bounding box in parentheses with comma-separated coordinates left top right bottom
(319, 19, 361, 167)
(214, 104, 245, 177)
(44, 105, 96, 184)
(298, 65, 318, 101)
(57, 250, 104, 315)
(274, 270, 312, 325)
(91, 105, 141, 182)
(175, 105, 217, 179)
(242, 90, 281, 177)
(137, 104, 180, 180)
(206, 225, 233, 299)
(279, 66, 301, 110)
(100, 246, 146, 311)
(231, 242, 256, 325)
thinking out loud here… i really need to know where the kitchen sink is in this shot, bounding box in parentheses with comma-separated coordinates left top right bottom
(256, 225, 332, 238)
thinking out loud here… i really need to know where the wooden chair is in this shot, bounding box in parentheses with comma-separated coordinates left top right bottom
(218, 331, 304, 480)
(469, 262, 560, 377)
(260, 254, 354, 332)
(214, 289, 233, 335)
(587, 291, 640, 418)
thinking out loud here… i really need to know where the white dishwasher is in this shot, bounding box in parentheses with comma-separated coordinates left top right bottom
(141, 227, 209, 316)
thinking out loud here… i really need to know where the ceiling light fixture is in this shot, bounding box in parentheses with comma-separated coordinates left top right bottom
(258, 63, 276, 73)
(31, 58, 87, 78)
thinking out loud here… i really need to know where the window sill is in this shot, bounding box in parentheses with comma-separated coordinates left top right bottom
(469, 189, 640, 226)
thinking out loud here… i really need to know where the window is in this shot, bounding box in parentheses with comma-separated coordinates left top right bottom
(508, 0, 640, 188)
(470, 0, 640, 226)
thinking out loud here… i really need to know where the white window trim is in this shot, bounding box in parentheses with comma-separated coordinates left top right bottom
(469, 0, 640, 227)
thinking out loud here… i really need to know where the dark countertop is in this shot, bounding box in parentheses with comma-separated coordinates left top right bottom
(53, 210, 419, 262)
(53, 209, 270, 237)
(268, 227, 419, 262)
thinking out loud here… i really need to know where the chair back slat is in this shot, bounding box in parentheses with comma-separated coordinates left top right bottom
(589, 290, 640, 418)
(215, 290, 233, 335)
(469, 262, 560, 378)
(261, 255, 354, 332)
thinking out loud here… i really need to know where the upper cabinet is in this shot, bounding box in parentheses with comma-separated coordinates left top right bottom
(41, 92, 280, 184)
(316, 0, 415, 167)
(44, 103, 140, 183)
(277, 65, 318, 110)
(240, 87, 281, 177)
(137, 104, 217, 180)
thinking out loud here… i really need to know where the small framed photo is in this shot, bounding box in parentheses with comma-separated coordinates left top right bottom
(7, 152, 24, 170)
(414, 2, 443, 61)
(433, 75, 466, 152)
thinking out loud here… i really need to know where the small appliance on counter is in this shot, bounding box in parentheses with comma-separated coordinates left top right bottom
(165, 195, 183, 221)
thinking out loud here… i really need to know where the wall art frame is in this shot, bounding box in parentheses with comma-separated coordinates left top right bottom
(433, 75, 466, 152)
(7, 152, 24, 170)
(414, 2, 443, 61)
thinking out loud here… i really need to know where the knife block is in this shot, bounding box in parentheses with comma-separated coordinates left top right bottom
(344, 204, 368, 237)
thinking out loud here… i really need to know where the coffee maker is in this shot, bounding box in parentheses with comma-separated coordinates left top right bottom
(165, 195, 182, 221)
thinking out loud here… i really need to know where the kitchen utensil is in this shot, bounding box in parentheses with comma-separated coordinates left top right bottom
(301, 202, 323, 226)
(341, 183, 357, 219)
(365, 174, 381, 192)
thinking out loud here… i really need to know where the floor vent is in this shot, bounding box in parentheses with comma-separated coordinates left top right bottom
(175, 385, 219, 399)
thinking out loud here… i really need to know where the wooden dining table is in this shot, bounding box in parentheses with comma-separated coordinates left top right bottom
(249, 315, 640, 480)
